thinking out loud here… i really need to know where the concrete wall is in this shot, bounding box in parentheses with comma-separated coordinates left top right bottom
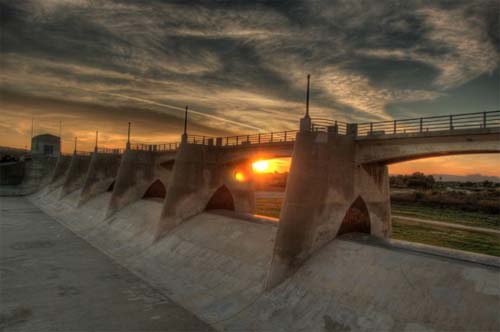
(106, 149, 174, 218)
(0, 155, 58, 195)
(0, 161, 25, 185)
(157, 143, 255, 238)
(266, 131, 390, 289)
(79, 152, 122, 206)
(60, 153, 92, 198)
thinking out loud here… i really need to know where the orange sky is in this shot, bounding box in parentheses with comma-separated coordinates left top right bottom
(255, 156, 500, 176)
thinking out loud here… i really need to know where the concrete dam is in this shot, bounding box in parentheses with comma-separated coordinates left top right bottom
(1, 111, 500, 331)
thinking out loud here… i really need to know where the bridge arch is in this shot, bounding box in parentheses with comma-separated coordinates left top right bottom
(143, 179, 166, 199)
(338, 196, 371, 235)
(205, 185, 235, 211)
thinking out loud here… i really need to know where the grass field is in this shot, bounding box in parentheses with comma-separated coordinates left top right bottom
(392, 202, 500, 229)
(255, 197, 500, 257)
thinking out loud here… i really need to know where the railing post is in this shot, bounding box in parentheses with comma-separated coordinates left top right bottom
(449, 115, 453, 130)
(226, 137, 228, 146)
(247, 135, 249, 144)
(258, 133, 261, 144)
(236, 136, 239, 145)
(284, 131, 287, 141)
(369, 122, 373, 135)
(271, 132, 274, 142)
(203, 136, 205, 145)
(393, 120, 397, 134)
(419, 118, 423, 132)
(483, 112, 487, 128)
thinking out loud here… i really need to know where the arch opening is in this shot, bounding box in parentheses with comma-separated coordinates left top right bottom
(107, 180, 115, 192)
(143, 179, 166, 199)
(206, 185, 235, 211)
(338, 196, 371, 235)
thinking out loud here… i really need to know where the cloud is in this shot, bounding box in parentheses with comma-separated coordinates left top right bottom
(0, 0, 498, 142)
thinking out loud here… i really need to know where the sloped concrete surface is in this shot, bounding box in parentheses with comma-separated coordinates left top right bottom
(0, 196, 213, 331)
(28, 190, 500, 331)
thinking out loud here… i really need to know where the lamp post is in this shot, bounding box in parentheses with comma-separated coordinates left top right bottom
(300, 74, 312, 132)
(182, 106, 188, 143)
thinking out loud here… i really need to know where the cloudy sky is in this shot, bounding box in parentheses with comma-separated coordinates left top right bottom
(0, 0, 499, 174)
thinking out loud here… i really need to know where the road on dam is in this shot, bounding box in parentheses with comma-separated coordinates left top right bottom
(0, 196, 213, 331)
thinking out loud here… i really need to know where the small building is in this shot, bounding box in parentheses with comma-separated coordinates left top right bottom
(31, 134, 61, 157)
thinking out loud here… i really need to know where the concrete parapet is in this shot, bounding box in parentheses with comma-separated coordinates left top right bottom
(79, 152, 122, 206)
(157, 143, 255, 238)
(60, 154, 91, 198)
(266, 131, 390, 289)
(106, 149, 173, 217)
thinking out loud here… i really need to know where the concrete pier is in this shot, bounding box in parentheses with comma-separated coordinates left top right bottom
(49, 155, 72, 187)
(60, 153, 91, 198)
(266, 131, 390, 289)
(79, 151, 122, 206)
(106, 149, 175, 217)
(157, 143, 255, 237)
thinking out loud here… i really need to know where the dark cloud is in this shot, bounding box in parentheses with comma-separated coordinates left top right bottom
(0, 0, 498, 141)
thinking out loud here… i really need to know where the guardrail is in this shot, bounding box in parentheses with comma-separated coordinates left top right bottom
(97, 147, 123, 154)
(75, 150, 93, 156)
(311, 118, 348, 135)
(129, 142, 179, 152)
(186, 130, 298, 147)
(356, 110, 500, 137)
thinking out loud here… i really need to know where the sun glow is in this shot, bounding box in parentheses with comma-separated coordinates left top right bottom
(234, 171, 246, 182)
(252, 160, 270, 173)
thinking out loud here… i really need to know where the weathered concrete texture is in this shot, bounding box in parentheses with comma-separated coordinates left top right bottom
(356, 128, 500, 164)
(0, 196, 213, 332)
(158, 143, 255, 237)
(60, 153, 91, 198)
(49, 155, 72, 186)
(0, 161, 25, 185)
(106, 149, 174, 217)
(29, 191, 500, 332)
(79, 151, 122, 206)
(0, 155, 57, 196)
(267, 131, 390, 289)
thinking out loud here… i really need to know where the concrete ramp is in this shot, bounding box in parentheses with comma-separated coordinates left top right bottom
(29, 191, 500, 331)
(60, 153, 91, 197)
(79, 151, 122, 205)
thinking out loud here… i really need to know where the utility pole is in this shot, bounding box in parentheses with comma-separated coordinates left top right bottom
(126, 122, 131, 149)
(74, 136, 77, 154)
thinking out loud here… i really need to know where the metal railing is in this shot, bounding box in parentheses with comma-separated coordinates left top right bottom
(186, 130, 299, 147)
(356, 110, 500, 137)
(75, 150, 93, 156)
(96, 147, 123, 154)
(311, 118, 348, 135)
(129, 142, 179, 152)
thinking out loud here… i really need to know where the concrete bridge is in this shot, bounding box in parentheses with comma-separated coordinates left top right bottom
(11, 109, 500, 290)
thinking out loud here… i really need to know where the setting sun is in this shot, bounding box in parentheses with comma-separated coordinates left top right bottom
(252, 160, 269, 173)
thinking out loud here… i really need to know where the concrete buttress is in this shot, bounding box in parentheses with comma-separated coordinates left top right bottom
(266, 131, 391, 289)
(106, 149, 173, 218)
(156, 143, 255, 238)
(60, 154, 91, 197)
(50, 155, 72, 186)
(79, 152, 122, 206)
